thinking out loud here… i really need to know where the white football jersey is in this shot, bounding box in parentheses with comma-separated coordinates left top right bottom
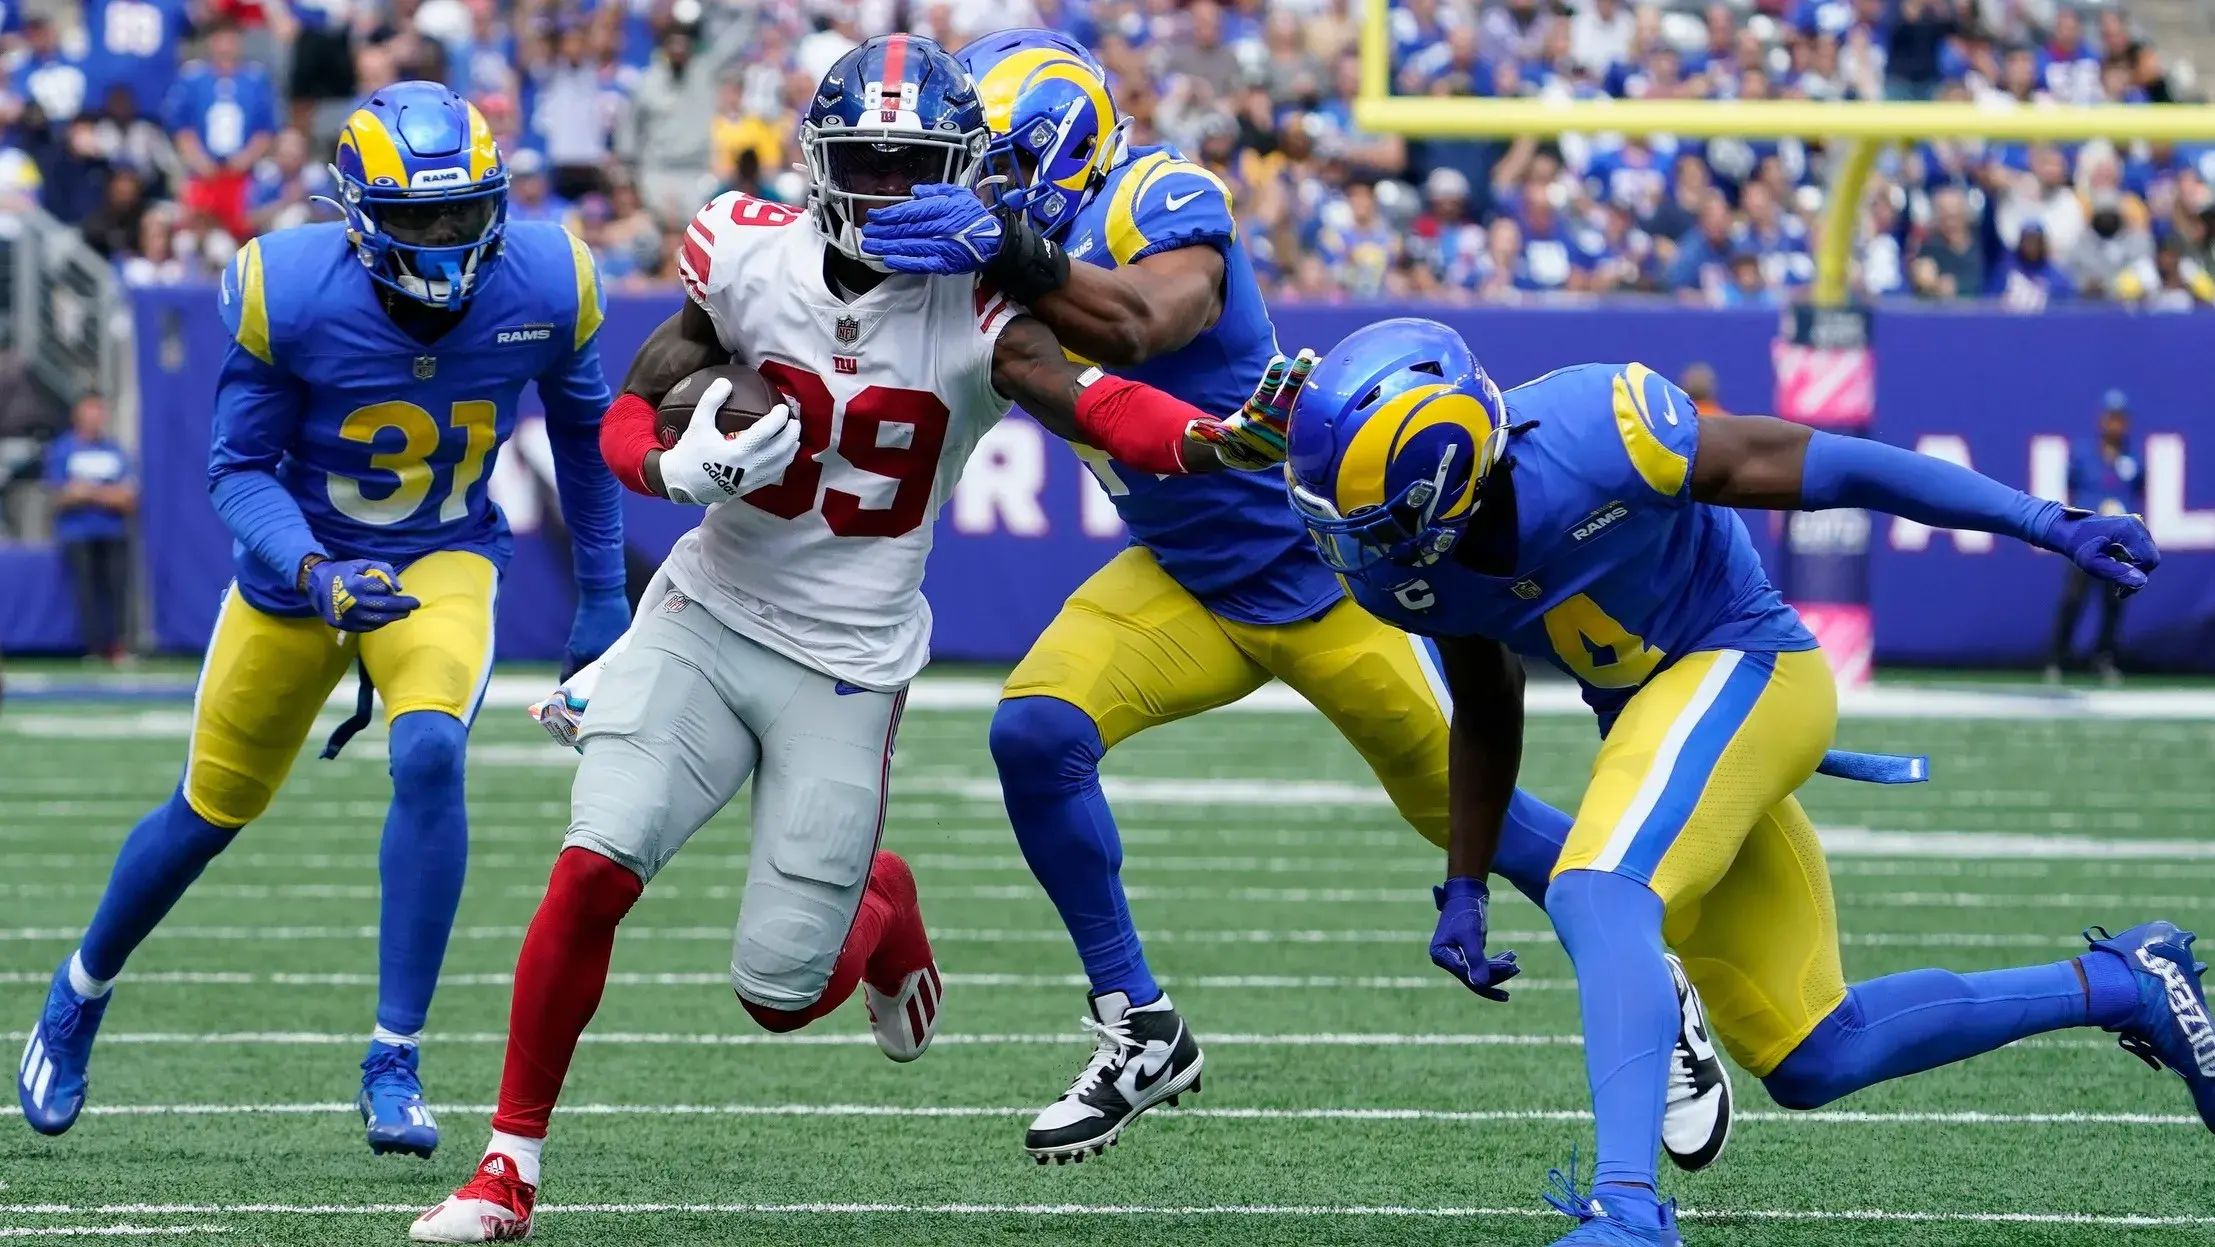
(667, 191, 1019, 690)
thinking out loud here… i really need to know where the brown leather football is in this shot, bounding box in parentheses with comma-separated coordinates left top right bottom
(655, 363, 784, 446)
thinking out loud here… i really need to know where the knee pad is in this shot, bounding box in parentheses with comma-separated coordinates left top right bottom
(987, 696, 1103, 793)
(1760, 993, 1862, 1111)
(387, 711, 468, 795)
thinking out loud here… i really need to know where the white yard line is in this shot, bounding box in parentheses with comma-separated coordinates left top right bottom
(0, 971, 1577, 991)
(3, 1201, 2207, 1227)
(0, 1230, 230, 1240)
(0, 1029, 2113, 1050)
(12, 677, 2215, 735)
(0, 926, 2095, 949)
(68, 1101, 2202, 1128)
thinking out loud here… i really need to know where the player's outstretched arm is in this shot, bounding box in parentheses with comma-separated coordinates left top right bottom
(1025, 245, 1227, 367)
(1429, 633, 1526, 1002)
(1690, 414, 2160, 594)
(991, 317, 1306, 474)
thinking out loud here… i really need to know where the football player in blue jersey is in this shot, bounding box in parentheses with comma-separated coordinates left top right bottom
(15, 82, 629, 1159)
(1284, 320, 2205, 1246)
(860, 31, 1733, 1169)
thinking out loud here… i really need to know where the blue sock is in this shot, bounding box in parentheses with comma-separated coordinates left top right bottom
(79, 791, 241, 980)
(376, 711, 470, 1036)
(1548, 869, 1675, 1195)
(988, 696, 1157, 1005)
(1491, 789, 1572, 906)
(1765, 957, 2106, 1109)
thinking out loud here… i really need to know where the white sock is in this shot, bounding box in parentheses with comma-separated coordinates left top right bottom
(67, 951, 113, 1000)
(487, 1131, 544, 1187)
(371, 1024, 423, 1048)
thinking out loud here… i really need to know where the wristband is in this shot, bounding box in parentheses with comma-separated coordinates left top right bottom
(982, 208, 1071, 305)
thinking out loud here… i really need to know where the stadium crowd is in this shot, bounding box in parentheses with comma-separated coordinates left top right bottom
(1, 0, 2211, 307)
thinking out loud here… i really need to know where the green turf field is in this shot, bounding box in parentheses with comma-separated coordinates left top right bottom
(2, 688, 2213, 1245)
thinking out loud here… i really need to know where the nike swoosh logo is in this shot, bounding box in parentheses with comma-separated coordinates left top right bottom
(1164, 189, 1204, 211)
(1130, 1053, 1174, 1094)
(833, 681, 866, 696)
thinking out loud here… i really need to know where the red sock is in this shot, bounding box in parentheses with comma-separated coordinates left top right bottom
(490, 847, 643, 1138)
(741, 851, 927, 1032)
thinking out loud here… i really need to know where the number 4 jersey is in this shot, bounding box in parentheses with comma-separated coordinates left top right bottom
(1344, 362, 1815, 722)
(670, 191, 1017, 690)
(210, 218, 612, 615)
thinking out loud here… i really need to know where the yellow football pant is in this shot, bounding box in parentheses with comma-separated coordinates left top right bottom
(1002, 546, 1453, 844)
(182, 550, 498, 828)
(1554, 647, 1848, 1075)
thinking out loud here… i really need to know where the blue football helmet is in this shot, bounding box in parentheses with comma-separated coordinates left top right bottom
(1284, 318, 1512, 590)
(329, 81, 508, 311)
(802, 34, 991, 269)
(955, 27, 1126, 240)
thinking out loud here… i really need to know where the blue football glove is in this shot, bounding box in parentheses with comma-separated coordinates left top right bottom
(562, 586, 631, 680)
(305, 558, 419, 633)
(1431, 876, 1520, 1002)
(861, 183, 1005, 275)
(2044, 507, 2160, 597)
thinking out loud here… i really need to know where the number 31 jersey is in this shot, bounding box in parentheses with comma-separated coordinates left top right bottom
(673, 191, 1016, 690)
(1346, 362, 1815, 723)
(210, 219, 611, 615)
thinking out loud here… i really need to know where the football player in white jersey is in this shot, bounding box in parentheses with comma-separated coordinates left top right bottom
(411, 34, 1296, 1243)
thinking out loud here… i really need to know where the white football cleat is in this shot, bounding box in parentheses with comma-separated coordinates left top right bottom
(1662, 952, 1733, 1172)
(411, 1152, 536, 1242)
(865, 963, 944, 1062)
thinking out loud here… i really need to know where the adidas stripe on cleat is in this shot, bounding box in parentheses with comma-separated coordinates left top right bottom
(17, 957, 109, 1137)
(865, 964, 944, 1062)
(412, 1152, 536, 1242)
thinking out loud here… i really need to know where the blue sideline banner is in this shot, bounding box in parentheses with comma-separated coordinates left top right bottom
(71, 290, 2215, 671)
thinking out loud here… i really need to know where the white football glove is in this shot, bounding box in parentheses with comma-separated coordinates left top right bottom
(658, 376, 804, 506)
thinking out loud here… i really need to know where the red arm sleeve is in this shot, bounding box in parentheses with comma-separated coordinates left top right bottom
(598, 392, 662, 497)
(1071, 374, 1209, 475)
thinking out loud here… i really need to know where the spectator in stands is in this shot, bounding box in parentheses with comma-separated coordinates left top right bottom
(44, 392, 136, 665)
(1884, 0, 1957, 99)
(623, 13, 747, 228)
(1990, 220, 2074, 309)
(1643, 150, 1708, 241)
(1481, 0, 1555, 75)
(1414, 166, 1486, 289)
(1511, 175, 1603, 293)
(1911, 184, 1986, 298)
(597, 176, 664, 286)
(246, 126, 327, 234)
(13, 15, 89, 124)
(2047, 390, 2142, 684)
(39, 117, 113, 225)
(81, 0, 193, 121)
(1262, 9, 1323, 105)
(1668, 190, 1741, 300)
(528, 20, 620, 201)
(2042, 6, 2101, 103)
(120, 202, 188, 285)
(1569, 0, 1636, 77)
(2069, 188, 2155, 299)
(81, 165, 149, 258)
(1718, 249, 1780, 306)
(286, 0, 359, 136)
(1992, 143, 2086, 256)
(1167, 1, 1245, 92)
(92, 83, 178, 198)
(1678, 362, 1727, 415)
(168, 18, 278, 243)
(1315, 179, 1398, 297)
(505, 147, 572, 228)
(796, 9, 862, 83)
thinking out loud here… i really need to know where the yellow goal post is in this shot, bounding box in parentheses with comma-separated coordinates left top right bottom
(1353, 0, 2215, 305)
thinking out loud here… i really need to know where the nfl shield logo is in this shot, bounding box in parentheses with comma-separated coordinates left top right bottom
(835, 316, 860, 346)
(413, 356, 437, 380)
(1511, 579, 1543, 600)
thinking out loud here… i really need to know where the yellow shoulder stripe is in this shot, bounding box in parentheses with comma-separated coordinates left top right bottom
(1104, 151, 1178, 266)
(235, 239, 272, 365)
(1611, 362, 1688, 496)
(566, 230, 603, 350)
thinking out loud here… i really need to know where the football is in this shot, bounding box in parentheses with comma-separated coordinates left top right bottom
(655, 363, 785, 446)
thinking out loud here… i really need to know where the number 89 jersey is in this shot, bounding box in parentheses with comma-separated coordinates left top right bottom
(210, 219, 612, 616)
(670, 191, 1016, 690)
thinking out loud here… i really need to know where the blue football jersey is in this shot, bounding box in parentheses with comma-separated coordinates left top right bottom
(210, 220, 612, 615)
(81, 0, 193, 117)
(1059, 144, 1342, 624)
(1347, 362, 1816, 720)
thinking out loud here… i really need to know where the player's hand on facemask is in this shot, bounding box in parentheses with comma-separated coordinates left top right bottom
(1184, 349, 1317, 471)
(659, 376, 804, 506)
(303, 557, 420, 632)
(862, 184, 1005, 276)
(2044, 507, 2160, 597)
(1430, 876, 1521, 1002)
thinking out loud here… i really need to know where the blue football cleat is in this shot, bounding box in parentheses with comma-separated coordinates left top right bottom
(360, 1040, 440, 1157)
(2087, 922, 2215, 1131)
(18, 958, 111, 1136)
(1542, 1154, 1684, 1247)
